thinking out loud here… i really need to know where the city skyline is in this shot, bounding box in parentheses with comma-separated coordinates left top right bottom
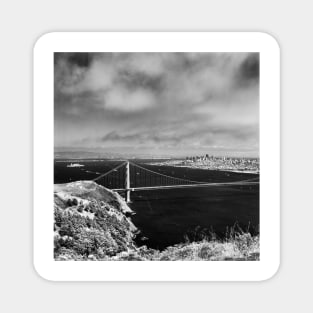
(54, 52, 259, 157)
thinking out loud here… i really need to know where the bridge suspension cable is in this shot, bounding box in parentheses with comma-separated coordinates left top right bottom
(92, 161, 127, 182)
(128, 161, 209, 186)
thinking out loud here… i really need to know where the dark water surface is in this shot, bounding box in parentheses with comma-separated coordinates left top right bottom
(54, 159, 259, 250)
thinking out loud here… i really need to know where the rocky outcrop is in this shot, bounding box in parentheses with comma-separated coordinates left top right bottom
(54, 181, 138, 261)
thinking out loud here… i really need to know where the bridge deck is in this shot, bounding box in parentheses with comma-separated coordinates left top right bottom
(112, 181, 259, 192)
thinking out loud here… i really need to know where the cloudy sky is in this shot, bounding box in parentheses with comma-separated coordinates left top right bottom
(54, 52, 259, 157)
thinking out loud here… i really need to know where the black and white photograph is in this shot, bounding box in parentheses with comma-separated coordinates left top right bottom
(53, 52, 260, 261)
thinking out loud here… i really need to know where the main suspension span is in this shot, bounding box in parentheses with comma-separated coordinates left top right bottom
(93, 161, 259, 203)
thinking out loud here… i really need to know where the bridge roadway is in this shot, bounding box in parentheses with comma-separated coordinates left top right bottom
(112, 180, 259, 192)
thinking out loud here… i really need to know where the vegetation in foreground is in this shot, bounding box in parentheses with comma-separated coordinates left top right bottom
(108, 232, 259, 261)
(54, 181, 259, 261)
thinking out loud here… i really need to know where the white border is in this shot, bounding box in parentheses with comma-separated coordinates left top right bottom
(33, 32, 280, 281)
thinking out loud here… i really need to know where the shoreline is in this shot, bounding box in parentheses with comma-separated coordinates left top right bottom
(145, 162, 260, 175)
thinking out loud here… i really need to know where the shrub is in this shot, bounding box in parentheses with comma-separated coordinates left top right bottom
(197, 244, 213, 259)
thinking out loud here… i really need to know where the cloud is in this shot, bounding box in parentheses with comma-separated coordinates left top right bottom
(101, 131, 144, 142)
(104, 86, 156, 112)
(54, 52, 259, 156)
(237, 53, 259, 84)
(123, 53, 166, 77)
(56, 57, 115, 95)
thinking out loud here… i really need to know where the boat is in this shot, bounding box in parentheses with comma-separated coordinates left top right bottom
(67, 163, 84, 168)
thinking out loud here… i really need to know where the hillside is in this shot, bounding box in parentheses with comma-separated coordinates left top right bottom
(54, 181, 138, 260)
(54, 181, 259, 261)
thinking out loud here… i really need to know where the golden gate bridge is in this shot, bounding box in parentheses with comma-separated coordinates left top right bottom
(92, 161, 259, 203)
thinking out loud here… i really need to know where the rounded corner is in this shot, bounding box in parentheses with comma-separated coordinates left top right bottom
(33, 32, 57, 53)
(258, 259, 281, 282)
(257, 31, 281, 53)
(33, 259, 56, 282)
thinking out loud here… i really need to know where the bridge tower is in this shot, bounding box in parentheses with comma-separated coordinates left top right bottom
(125, 161, 131, 203)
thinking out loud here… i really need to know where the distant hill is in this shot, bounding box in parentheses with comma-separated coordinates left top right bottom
(54, 148, 177, 160)
(54, 150, 124, 160)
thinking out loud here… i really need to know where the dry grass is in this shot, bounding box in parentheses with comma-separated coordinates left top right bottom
(149, 223, 260, 261)
(156, 233, 259, 261)
(108, 226, 259, 261)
